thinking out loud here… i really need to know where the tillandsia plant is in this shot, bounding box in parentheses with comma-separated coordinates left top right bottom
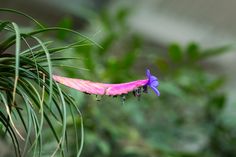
(0, 8, 104, 157)
(0, 8, 160, 157)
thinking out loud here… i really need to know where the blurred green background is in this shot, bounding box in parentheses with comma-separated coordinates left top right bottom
(1, 0, 236, 157)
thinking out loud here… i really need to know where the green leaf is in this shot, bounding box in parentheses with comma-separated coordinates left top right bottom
(57, 17, 73, 40)
(207, 77, 225, 91)
(207, 95, 226, 119)
(116, 8, 130, 26)
(186, 42, 199, 61)
(155, 57, 169, 73)
(121, 50, 138, 69)
(33, 36, 53, 103)
(0, 21, 11, 32)
(0, 27, 101, 53)
(0, 8, 44, 28)
(12, 22, 21, 107)
(159, 81, 185, 97)
(168, 43, 183, 63)
(0, 93, 21, 157)
(200, 45, 232, 59)
(97, 34, 116, 55)
(0, 10, 86, 157)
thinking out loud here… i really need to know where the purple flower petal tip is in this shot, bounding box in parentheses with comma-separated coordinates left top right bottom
(146, 69, 160, 96)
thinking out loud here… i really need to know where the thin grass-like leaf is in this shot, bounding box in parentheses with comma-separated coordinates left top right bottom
(68, 104, 79, 153)
(0, 27, 101, 53)
(21, 41, 53, 55)
(30, 42, 94, 59)
(21, 37, 41, 84)
(18, 79, 62, 156)
(0, 9, 87, 157)
(21, 95, 34, 157)
(0, 8, 44, 28)
(1, 91, 25, 141)
(0, 21, 11, 32)
(51, 82, 67, 157)
(199, 45, 232, 59)
(43, 64, 89, 71)
(33, 36, 53, 104)
(0, 110, 20, 157)
(11, 22, 20, 105)
(73, 101, 84, 157)
(62, 93, 84, 157)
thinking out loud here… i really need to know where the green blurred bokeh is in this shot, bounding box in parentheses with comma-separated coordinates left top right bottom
(55, 7, 235, 157)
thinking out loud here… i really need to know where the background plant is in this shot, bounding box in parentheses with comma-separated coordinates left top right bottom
(56, 7, 235, 157)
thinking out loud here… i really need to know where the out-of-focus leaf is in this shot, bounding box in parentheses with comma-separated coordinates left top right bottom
(159, 81, 185, 97)
(121, 50, 138, 69)
(76, 45, 95, 72)
(97, 34, 116, 55)
(116, 8, 130, 26)
(210, 95, 225, 110)
(207, 95, 226, 119)
(155, 57, 169, 73)
(200, 45, 232, 59)
(0, 121, 3, 133)
(207, 77, 225, 91)
(98, 140, 110, 155)
(210, 124, 236, 155)
(57, 17, 73, 40)
(100, 10, 112, 31)
(168, 43, 183, 63)
(187, 42, 199, 61)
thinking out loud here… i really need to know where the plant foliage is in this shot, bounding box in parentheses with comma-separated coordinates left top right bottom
(0, 8, 98, 157)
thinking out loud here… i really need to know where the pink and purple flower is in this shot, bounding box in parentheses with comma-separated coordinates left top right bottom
(53, 69, 160, 97)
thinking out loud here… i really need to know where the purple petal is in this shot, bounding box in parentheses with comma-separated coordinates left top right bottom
(150, 75, 157, 81)
(146, 69, 151, 78)
(151, 86, 160, 96)
(145, 69, 160, 96)
(150, 76, 158, 85)
(151, 80, 159, 87)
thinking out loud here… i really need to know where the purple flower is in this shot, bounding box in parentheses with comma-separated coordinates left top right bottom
(146, 69, 160, 96)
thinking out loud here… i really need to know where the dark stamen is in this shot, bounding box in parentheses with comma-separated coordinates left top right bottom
(133, 90, 136, 97)
(136, 87, 142, 101)
(121, 94, 126, 104)
(95, 95, 102, 101)
(83, 92, 91, 95)
(143, 86, 148, 93)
